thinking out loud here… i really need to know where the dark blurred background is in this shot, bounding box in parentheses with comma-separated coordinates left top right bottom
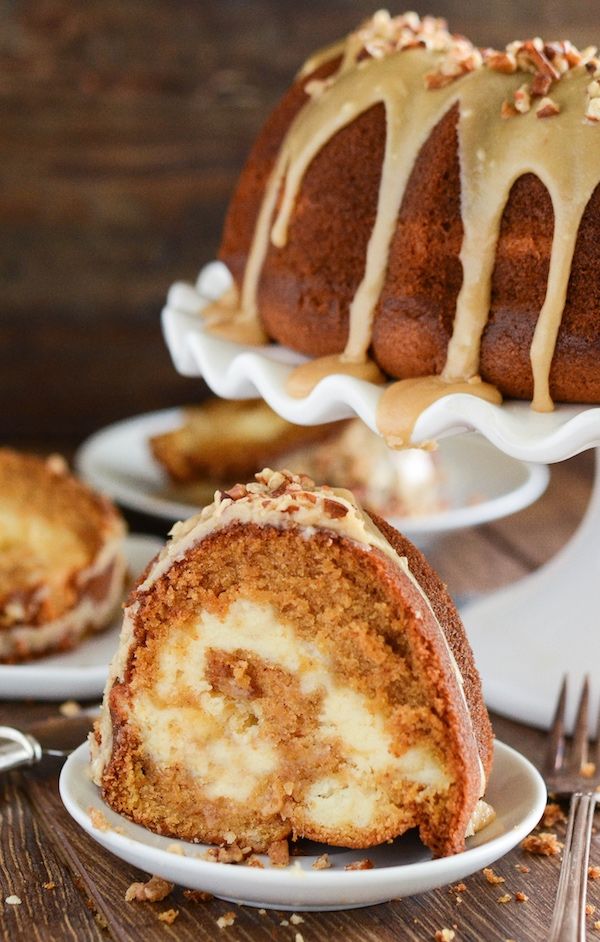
(2, 0, 598, 449)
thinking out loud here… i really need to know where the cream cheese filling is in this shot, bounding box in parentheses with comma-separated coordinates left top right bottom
(125, 598, 451, 826)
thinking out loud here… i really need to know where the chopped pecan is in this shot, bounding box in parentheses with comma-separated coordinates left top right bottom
(536, 96, 560, 117)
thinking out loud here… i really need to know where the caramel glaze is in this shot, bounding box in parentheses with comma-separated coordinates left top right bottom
(214, 29, 600, 446)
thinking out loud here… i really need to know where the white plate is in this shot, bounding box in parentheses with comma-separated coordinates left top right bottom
(75, 410, 549, 539)
(0, 534, 162, 701)
(60, 740, 545, 911)
(162, 261, 600, 463)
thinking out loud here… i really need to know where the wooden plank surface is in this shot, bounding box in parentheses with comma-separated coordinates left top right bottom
(0, 454, 598, 941)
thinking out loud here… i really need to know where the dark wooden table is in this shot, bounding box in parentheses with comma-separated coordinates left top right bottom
(1, 451, 598, 942)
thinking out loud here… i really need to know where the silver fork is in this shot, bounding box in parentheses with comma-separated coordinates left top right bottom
(545, 676, 599, 942)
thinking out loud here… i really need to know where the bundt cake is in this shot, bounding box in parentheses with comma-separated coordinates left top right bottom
(0, 449, 127, 662)
(90, 468, 493, 858)
(150, 399, 443, 517)
(198, 10, 600, 445)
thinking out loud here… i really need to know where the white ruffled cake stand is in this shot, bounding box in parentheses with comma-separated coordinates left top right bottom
(163, 262, 600, 731)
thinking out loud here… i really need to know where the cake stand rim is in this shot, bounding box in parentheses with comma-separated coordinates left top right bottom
(162, 261, 600, 466)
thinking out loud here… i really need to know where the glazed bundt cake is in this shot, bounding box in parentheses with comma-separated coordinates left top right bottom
(91, 468, 492, 858)
(0, 449, 127, 662)
(197, 11, 600, 445)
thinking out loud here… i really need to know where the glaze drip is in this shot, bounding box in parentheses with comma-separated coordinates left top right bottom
(205, 11, 600, 444)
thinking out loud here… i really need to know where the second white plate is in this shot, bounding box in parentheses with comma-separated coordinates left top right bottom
(0, 534, 162, 701)
(75, 409, 549, 539)
(60, 739, 545, 911)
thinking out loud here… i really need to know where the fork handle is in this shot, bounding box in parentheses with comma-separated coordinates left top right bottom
(0, 727, 42, 773)
(548, 792, 596, 942)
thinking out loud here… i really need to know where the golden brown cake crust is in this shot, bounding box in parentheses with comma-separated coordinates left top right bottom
(219, 56, 600, 403)
(369, 512, 494, 780)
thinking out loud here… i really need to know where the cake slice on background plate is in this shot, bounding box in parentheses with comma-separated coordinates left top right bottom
(150, 399, 443, 518)
(91, 468, 493, 859)
(0, 448, 127, 663)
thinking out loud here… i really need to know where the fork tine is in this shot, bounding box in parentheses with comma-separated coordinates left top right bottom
(569, 675, 590, 772)
(545, 674, 567, 773)
(595, 690, 600, 768)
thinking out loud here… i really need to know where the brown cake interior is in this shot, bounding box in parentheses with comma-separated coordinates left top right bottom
(101, 521, 487, 857)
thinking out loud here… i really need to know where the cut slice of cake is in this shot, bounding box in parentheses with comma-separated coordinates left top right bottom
(91, 468, 493, 858)
(149, 399, 336, 483)
(150, 399, 443, 518)
(0, 449, 127, 662)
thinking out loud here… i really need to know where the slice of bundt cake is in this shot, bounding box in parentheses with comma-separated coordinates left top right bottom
(0, 449, 127, 662)
(91, 469, 492, 858)
(150, 399, 443, 518)
(149, 399, 336, 483)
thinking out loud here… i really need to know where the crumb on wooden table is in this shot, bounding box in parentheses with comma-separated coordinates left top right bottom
(434, 929, 455, 941)
(42, 881, 56, 890)
(542, 802, 566, 828)
(521, 832, 563, 856)
(216, 911, 236, 929)
(5, 896, 22, 906)
(290, 913, 304, 925)
(157, 909, 179, 925)
(587, 904, 597, 916)
(514, 863, 530, 873)
(497, 893, 512, 904)
(515, 891, 528, 902)
(125, 875, 173, 903)
(483, 867, 505, 884)
(183, 889, 213, 902)
(452, 883, 467, 893)
(589, 866, 600, 880)
(59, 700, 82, 717)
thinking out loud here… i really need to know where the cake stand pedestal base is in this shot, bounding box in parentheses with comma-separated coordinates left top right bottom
(463, 447, 600, 731)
